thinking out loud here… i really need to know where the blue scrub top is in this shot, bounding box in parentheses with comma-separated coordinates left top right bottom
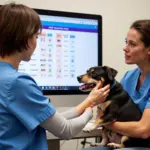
(121, 68, 150, 112)
(0, 62, 56, 150)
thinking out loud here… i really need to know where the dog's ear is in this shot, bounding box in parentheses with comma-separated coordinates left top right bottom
(103, 66, 118, 80)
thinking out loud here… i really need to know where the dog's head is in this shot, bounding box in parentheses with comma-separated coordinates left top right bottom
(77, 66, 118, 91)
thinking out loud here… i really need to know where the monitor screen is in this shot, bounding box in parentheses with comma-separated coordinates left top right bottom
(18, 9, 102, 95)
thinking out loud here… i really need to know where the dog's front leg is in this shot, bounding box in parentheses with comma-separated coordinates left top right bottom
(99, 128, 109, 146)
(91, 128, 108, 147)
(83, 118, 102, 132)
(91, 128, 108, 146)
(83, 106, 104, 132)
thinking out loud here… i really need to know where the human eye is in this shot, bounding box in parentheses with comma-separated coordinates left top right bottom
(125, 38, 127, 44)
(126, 39, 137, 48)
(129, 42, 136, 47)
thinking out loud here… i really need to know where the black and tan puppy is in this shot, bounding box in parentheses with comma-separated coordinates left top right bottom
(77, 66, 150, 148)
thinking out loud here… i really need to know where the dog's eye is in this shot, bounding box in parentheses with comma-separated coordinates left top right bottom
(87, 69, 94, 73)
(87, 69, 99, 78)
(92, 73, 98, 77)
(88, 71, 98, 77)
(91, 69, 94, 72)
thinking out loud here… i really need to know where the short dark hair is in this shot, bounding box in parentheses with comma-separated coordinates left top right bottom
(0, 3, 42, 57)
(130, 20, 150, 47)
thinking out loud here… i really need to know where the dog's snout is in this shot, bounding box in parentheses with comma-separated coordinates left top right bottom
(77, 75, 83, 83)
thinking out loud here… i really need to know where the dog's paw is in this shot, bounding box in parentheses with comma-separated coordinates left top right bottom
(83, 124, 97, 132)
(107, 143, 122, 149)
(82, 127, 93, 132)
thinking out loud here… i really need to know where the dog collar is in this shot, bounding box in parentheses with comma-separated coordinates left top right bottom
(110, 80, 116, 89)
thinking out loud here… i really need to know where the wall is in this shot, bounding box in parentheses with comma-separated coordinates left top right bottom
(0, 0, 150, 149)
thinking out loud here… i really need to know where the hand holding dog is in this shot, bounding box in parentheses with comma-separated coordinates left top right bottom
(88, 81, 110, 106)
(75, 81, 110, 115)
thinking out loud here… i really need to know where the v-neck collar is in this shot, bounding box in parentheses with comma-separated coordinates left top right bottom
(135, 68, 150, 93)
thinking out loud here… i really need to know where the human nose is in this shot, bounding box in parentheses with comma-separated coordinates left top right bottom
(123, 44, 129, 52)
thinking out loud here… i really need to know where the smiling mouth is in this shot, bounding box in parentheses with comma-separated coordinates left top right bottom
(79, 83, 96, 91)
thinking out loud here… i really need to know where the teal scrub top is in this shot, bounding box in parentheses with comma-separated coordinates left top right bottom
(121, 68, 150, 113)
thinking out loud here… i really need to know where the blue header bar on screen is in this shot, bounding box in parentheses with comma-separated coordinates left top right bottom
(41, 21, 98, 30)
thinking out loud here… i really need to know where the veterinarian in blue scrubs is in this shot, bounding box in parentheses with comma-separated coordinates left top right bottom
(90, 20, 150, 150)
(0, 3, 110, 150)
(109, 20, 150, 140)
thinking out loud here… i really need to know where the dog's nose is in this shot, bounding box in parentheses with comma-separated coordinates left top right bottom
(77, 75, 83, 83)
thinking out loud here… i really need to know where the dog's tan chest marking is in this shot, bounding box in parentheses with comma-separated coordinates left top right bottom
(98, 100, 111, 113)
(94, 101, 113, 128)
(96, 105, 104, 118)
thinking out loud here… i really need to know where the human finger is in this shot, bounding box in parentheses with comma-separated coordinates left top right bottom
(94, 81, 102, 89)
(102, 84, 110, 91)
(104, 89, 110, 95)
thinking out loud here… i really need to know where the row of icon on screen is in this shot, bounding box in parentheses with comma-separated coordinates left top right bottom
(40, 86, 69, 90)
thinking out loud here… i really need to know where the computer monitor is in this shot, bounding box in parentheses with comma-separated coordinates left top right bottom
(18, 8, 102, 95)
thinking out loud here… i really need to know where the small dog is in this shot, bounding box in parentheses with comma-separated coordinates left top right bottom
(77, 66, 150, 148)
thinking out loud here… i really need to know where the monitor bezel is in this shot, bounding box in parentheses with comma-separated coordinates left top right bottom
(34, 8, 102, 95)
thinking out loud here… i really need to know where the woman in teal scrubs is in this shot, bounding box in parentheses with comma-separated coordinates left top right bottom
(83, 20, 150, 150)
(110, 20, 150, 140)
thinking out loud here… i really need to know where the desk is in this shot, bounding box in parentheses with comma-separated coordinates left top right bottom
(46, 129, 101, 150)
(47, 132, 150, 150)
